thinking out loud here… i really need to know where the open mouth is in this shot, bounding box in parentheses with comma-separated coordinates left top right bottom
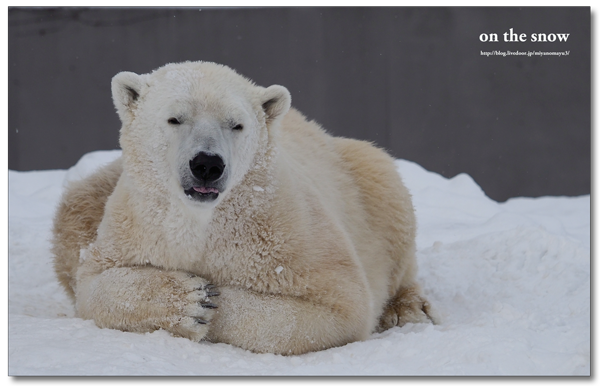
(184, 186, 220, 202)
(193, 186, 219, 195)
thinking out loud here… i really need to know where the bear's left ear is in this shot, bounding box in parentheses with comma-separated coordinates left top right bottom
(111, 71, 144, 124)
(261, 85, 291, 125)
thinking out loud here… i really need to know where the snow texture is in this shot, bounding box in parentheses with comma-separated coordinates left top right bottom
(8, 150, 590, 376)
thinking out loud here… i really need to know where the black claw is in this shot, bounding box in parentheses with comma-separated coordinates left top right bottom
(201, 302, 218, 309)
(197, 284, 219, 296)
(195, 318, 208, 325)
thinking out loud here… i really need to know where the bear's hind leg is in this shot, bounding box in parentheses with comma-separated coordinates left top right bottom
(377, 285, 437, 333)
(52, 158, 123, 302)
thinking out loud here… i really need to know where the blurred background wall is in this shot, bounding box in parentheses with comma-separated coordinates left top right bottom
(8, 7, 590, 202)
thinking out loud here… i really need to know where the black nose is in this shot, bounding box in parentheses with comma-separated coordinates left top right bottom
(189, 152, 225, 182)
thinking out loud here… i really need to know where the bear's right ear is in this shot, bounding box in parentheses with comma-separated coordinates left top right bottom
(261, 85, 291, 126)
(111, 71, 143, 123)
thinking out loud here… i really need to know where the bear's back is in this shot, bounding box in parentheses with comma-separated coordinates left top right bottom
(275, 109, 417, 306)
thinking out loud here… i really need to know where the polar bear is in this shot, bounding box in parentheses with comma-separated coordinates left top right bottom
(52, 61, 435, 355)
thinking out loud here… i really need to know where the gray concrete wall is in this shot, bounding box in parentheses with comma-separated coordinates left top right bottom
(8, 7, 590, 202)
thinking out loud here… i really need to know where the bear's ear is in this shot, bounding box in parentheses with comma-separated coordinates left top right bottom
(261, 85, 291, 125)
(111, 71, 144, 123)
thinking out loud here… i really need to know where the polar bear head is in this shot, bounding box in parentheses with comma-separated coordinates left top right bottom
(111, 61, 291, 208)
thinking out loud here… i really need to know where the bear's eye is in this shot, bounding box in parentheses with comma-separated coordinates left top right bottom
(168, 117, 181, 125)
(232, 123, 243, 131)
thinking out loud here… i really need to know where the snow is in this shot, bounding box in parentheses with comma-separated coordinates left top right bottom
(8, 151, 590, 376)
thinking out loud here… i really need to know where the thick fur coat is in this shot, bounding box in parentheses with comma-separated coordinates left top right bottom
(52, 61, 435, 355)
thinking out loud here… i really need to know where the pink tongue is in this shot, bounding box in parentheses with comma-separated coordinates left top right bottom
(193, 186, 219, 194)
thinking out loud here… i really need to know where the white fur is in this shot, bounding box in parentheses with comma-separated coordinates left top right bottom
(52, 61, 435, 355)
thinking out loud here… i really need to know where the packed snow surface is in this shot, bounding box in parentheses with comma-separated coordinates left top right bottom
(8, 150, 590, 375)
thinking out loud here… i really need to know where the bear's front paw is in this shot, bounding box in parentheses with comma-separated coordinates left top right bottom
(163, 272, 220, 342)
